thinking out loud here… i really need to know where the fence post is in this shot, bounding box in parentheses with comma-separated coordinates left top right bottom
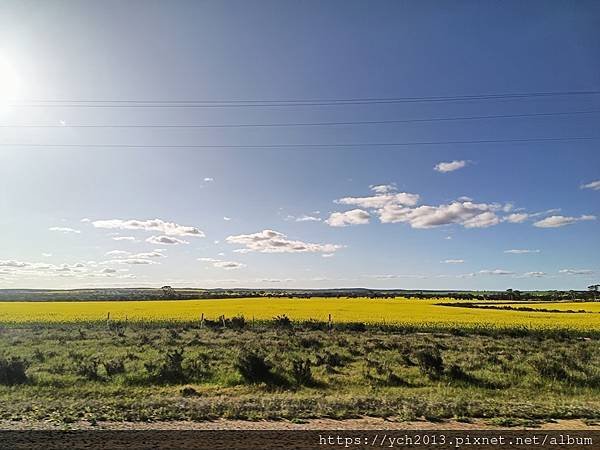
(328, 313, 332, 332)
(107, 312, 110, 321)
(200, 313, 204, 329)
(221, 315, 226, 328)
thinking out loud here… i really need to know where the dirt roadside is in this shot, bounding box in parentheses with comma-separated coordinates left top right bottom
(1, 418, 598, 430)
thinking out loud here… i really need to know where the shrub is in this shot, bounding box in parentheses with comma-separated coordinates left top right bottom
(316, 351, 346, 368)
(273, 315, 292, 329)
(0, 356, 29, 385)
(291, 358, 314, 386)
(76, 357, 102, 381)
(186, 353, 211, 380)
(342, 322, 367, 332)
(235, 351, 273, 384)
(180, 386, 199, 397)
(145, 349, 186, 383)
(531, 358, 570, 381)
(416, 348, 444, 378)
(385, 372, 410, 387)
(103, 358, 126, 377)
(229, 315, 246, 330)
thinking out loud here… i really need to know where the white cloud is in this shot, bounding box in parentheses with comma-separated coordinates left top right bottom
(92, 218, 204, 237)
(213, 261, 245, 269)
(112, 236, 139, 242)
(479, 269, 515, 275)
(296, 215, 322, 222)
(533, 215, 596, 228)
(442, 259, 464, 264)
(80, 218, 91, 223)
(41, 253, 52, 257)
(379, 200, 501, 229)
(130, 251, 166, 258)
(204, 177, 214, 182)
(105, 250, 131, 256)
(101, 268, 118, 274)
(105, 258, 159, 265)
(369, 184, 396, 194)
(559, 269, 594, 275)
(504, 249, 540, 254)
(49, 227, 81, 234)
(325, 209, 370, 227)
(322, 253, 335, 258)
(146, 235, 189, 245)
(434, 160, 468, 173)
(226, 229, 342, 254)
(337, 191, 420, 209)
(0, 260, 29, 268)
(506, 213, 529, 223)
(522, 271, 546, 278)
(198, 257, 245, 270)
(581, 180, 600, 191)
(368, 274, 427, 280)
(330, 185, 522, 230)
(223, 216, 232, 221)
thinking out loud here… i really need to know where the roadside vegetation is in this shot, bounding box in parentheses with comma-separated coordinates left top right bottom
(0, 318, 598, 425)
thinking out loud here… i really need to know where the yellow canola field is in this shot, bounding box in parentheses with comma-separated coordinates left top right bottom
(0, 297, 598, 330)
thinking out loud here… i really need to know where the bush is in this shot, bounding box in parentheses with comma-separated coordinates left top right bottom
(291, 358, 314, 386)
(145, 349, 186, 383)
(0, 356, 29, 385)
(416, 348, 444, 378)
(186, 353, 211, 380)
(76, 357, 102, 381)
(531, 358, 570, 381)
(235, 351, 274, 384)
(229, 315, 246, 330)
(273, 315, 292, 329)
(316, 350, 346, 367)
(103, 358, 126, 377)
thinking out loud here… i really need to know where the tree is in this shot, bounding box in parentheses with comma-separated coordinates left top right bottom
(588, 284, 600, 301)
(161, 285, 177, 299)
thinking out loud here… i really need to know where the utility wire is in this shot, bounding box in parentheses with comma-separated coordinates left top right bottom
(1, 110, 599, 129)
(11, 90, 600, 108)
(2, 136, 598, 149)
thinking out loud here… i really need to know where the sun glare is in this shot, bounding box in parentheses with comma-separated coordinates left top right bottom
(0, 54, 23, 106)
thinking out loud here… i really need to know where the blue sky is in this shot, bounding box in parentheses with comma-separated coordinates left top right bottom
(0, 1, 598, 289)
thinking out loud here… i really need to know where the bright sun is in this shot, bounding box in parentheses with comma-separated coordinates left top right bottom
(0, 55, 23, 104)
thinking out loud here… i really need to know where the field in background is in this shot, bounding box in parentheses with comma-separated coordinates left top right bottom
(0, 297, 598, 330)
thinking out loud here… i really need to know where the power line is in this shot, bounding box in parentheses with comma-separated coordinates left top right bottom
(2, 136, 598, 149)
(1, 110, 598, 129)
(11, 90, 600, 108)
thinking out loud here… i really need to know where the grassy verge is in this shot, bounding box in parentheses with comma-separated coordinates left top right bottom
(0, 319, 598, 424)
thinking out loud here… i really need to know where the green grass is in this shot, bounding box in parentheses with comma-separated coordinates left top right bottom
(0, 320, 598, 424)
